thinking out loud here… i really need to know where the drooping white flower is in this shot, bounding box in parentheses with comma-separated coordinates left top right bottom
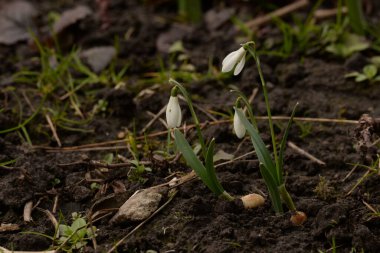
(166, 95, 182, 128)
(233, 108, 246, 139)
(222, 46, 247, 76)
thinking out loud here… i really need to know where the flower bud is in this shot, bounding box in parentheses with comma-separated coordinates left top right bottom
(233, 108, 246, 139)
(166, 95, 182, 128)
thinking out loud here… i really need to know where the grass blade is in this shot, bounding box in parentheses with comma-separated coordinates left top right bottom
(278, 102, 298, 183)
(205, 138, 224, 195)
(260, 164, 283, 213)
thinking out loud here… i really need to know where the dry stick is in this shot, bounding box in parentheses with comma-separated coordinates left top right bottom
(52, 195, 59, 214)
(314, 7, 348, 20)
(0, 247, 56, 253)
(23, 201, 33, 222)
(36, 207, 59, 231)
(179, 95, 218, 122)
(34, 116, 360, 152)
(243, 88, 259, 114)
(45, 114, 62, 147)
(245, 0, 310, 29)
(140, 105, 166, 134)
(288, 141, 326, 165)
(106, 191, 178, 253)
(342, 164, 358, 182)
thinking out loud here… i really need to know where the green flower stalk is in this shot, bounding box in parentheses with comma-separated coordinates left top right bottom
(167, 79, 266, 208)
(224, 41, 306, 222)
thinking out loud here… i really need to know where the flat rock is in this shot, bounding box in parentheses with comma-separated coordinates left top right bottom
(110, 186, 167, 224)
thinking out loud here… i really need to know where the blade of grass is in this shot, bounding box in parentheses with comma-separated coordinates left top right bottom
(259, 164, 283, 213)
(278, 102, 298, 183)
(205, 138, 225, 195)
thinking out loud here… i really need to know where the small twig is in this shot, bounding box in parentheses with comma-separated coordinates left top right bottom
(243, 88, 258, 114)
(106, 190, 178, 253)
(23, 201, 33, 222)
(179, 95, 218, 122)
(288, 141, 326, 165)
(0, 247, 56, 253)
(245, 0, 310, 29)
(45, 114, 62, 147)
(140, 105, 166, 134)
(58, 160, 151, 168)
(342, 164, 358, 182)
(36, 207, 59, 230)
(52, 195, 59, 214)
(314, 7, 348, 20)
(215, 150, 258, 168)
(34, 116, 360, 153)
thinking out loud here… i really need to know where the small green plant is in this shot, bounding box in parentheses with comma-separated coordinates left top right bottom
(321, 0, 369, 58)
(222, 41, 306, 223)
(57, 212, 96, 252)
(166, 79, 265, 208)
(345, 64, 380, 83)
(167, 79, 234, 201)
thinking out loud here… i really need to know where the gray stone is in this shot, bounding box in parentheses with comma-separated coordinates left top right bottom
(110, 186, 167, 224)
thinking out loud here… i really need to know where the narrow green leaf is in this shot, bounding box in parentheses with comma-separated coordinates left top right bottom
(173, 129, 218, 194)
(278, 102, 298, 183)
(205, 138, 225, 195)
(235, 108, 279, 185)
(260, 164, 283, 213)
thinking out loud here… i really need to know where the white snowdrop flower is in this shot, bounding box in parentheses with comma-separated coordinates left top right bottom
(166, 95, 182, 128)
(233, 108, 246, 139)
(222, 46, 247, 76)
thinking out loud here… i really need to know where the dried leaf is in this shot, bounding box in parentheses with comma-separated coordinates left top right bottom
(0, 223, 20, 232)
(213, 149, 234, 162)
(53, 5, 92, 34)
(80, 46, 116, 73)
(0, 1, 37, 45)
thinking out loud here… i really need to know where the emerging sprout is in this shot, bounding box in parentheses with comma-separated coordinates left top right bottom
(233, 107, 246, 139)
(165, 87, 182, 128)
(221, 46, 247, 75)
(240, 193, 265, 209)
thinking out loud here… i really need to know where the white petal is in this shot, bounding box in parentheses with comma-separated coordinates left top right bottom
(222, 47, 245, 73)
(233, 51, 246, 75)
(166, 96, 182, 128)
(233, 109, 246, 139)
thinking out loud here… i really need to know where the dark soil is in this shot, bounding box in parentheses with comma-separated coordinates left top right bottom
(1, 1, 380, 252)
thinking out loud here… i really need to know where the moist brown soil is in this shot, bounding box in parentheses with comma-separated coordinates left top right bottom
(1, 1, 380, 252)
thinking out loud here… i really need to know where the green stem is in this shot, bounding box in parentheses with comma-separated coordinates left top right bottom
(232, 90, 258, 129)
(220, 191, 235, 201)
(244, 43, 280, 179)
(278, 184, 296, 211)
(169, 78, 207, 158)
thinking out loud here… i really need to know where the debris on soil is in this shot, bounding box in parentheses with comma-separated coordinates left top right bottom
(109, 186, 168, 224)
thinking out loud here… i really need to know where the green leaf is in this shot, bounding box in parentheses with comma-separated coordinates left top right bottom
(71, 217, 86, 232)
(235, 108, 279, 185)
(278, 102, 298, 183)
(355, 74, 368, 82)
(205, 139, 225, 195)
(173, 129, 219, 195)
(344, 71, 360, 78)
(259, 164, 283, 213)
(363, 64, 377, 79)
